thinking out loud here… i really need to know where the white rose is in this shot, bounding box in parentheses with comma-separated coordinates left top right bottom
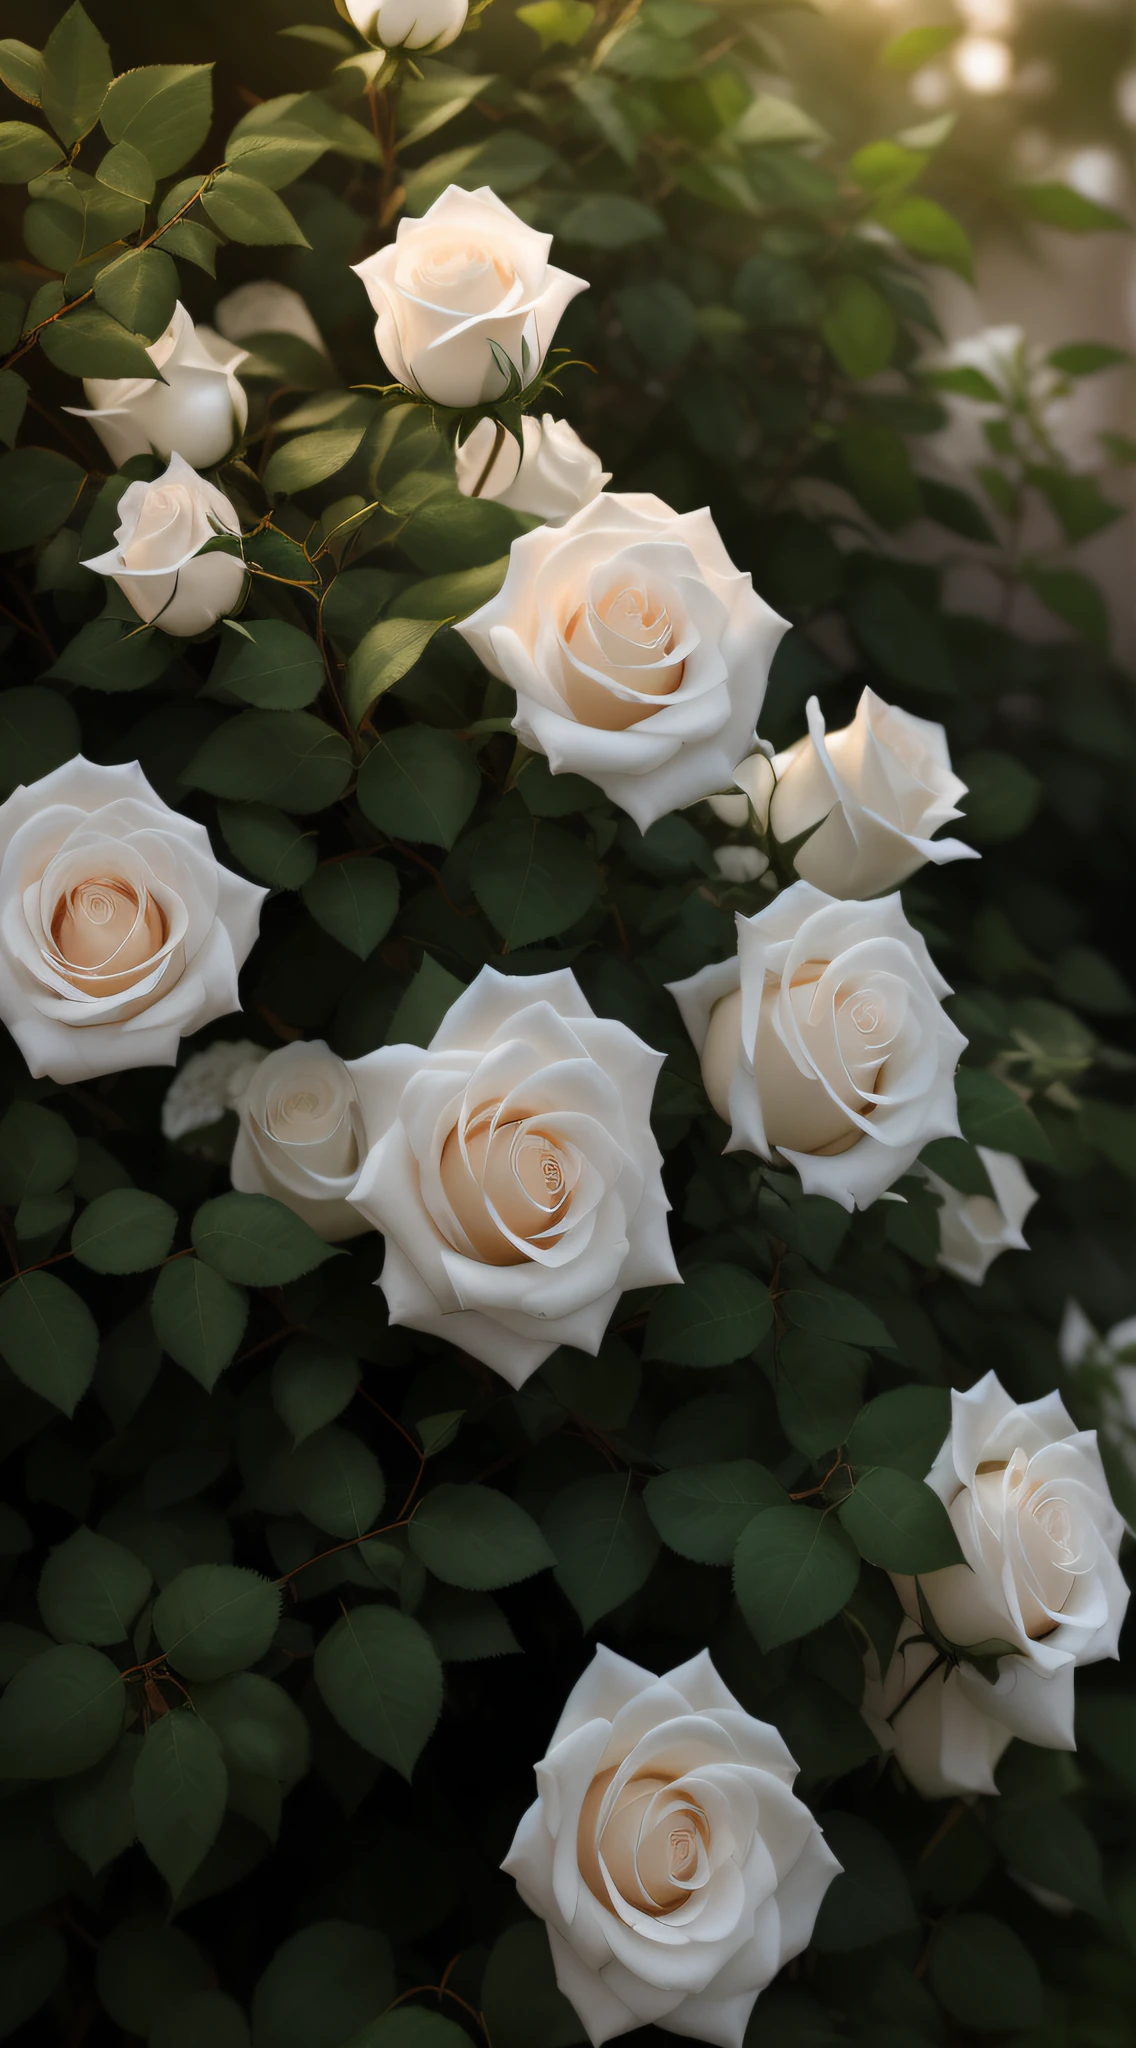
(864, 1372, 1129, 1797)
(213, 281, 327, 355)
(922, 1145, 1037, 1284)
(0, 758, 266, 1085)
(504, 1645, 841, 2048)
(65, 302, 248, 471)
(335, 0, 468, 49)
(457, 493, 789, 832)
(668, 881, 966, 1212)
(713, 845, 769, 886)
(455, 414, 609, 523)
(764, 689, 978, 899)
(83, 453, 247, 638)
(353, 184, 587, 409)
(231, 1039, 373, 1243)
(346, 964, 679, 1387)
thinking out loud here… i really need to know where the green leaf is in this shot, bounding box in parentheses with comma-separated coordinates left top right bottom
(838, 1466, 962, 1573)
(471, 816, 598, 947)
(132, 1708, 228, 1896)
(481, 1918, 586, 2048)
(262, 423, 371, 498)
(873, 194, 972, 278)
(39, 4, 111, 148)
(345, 2014, 471, 2048)
(39, 304, 157, 380)
(187, 712, 353, 814)
(208, 620, 326, 711)
(0, 366, 28, 447)
(346, 618, 440, 728)
(840, 422, 921, 529)
(879, 25, 960, 72)
(644, 1461, 783, 1566)
(1029, 465, 1124, 545)
(204, 171, 309, 246)
(252, 1922, 395, 2048)
(958, 748, 1042, 844)
(38, 1527, 152, 1645)
(291, 1425, 385, 1540)
(734, 1506, 859, 1651)
(0, 1272, 98, 1417)
(409, 1483, 554, 1590)
(72, 1189, 177, 1274)
(846, 1386, 950, 1480)
(517, 1, 595, 51)
(193, 1672, 310, 1790)
(95, 138, 155, 201)
(821, 274, 896, 380)
(1048, 340, 1131, 376)
(0, 120, 61, 181)
(53, 1732, 140, 1873)
(271, 1337, 358, 1445)
(1023, 564, 1108, 649)
(782, 1278, 895, 1351)
(0, 1644, 124, 1778)
(47, 614, 174, 694)
(100, 62, 213, 176)
(1015, 182, 1130, 234)
(151, 1258, 248, 1392)
(776, 1332, 867, 1459)
(560, 193, 664, 248)
(643, 1264, 773, 1366)
(153, 1564, 281, 1681)
(193, 1192, 341, 1287)
(929, 1913, 1043, 2032)
(95, 1916, 207, 2037)
(218, 802, 318, 891)
(0, 1098, 77, 1203)
(0, 448, 85, 552)
(93, 246, 178, 342)
(357, 726, 480, 850)
(0, 40, 43, 106)
(385, 953, 466, 1048)
(387, 558, 509, 622)
(955, 1067, 1052, 1164)
(812, 1814, 917, 1950)
(542, 1473, 660, 1629)
(0, 1923, 67, 2041)
(0, 686, 80, 796)
(314, 1606, 443, 1779)
(151, 1992, 252, 2048)
(302, 860, 399, 960)
(397, 66, 495, 149)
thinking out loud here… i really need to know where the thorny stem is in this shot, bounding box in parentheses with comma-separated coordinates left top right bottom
(886, 1648, 948, 1728)
(384, 1974, 494, 2047)
(789, 1455, 850, 1502)
(277, 1514, 415, 1586)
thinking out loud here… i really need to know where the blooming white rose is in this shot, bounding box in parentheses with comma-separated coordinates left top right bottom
(458, 493, 789, 832)
(353, 184, 587, 409)
(231, 1039, 373, 1243)
(0, 758, 266, 1085)
(761, 690, 977, 899)
(83, 453, 247, 637)
(335, 0, 468, 49)
(923, 1145, 1037, 1284)
(504, 1645, 840, 2048)
(161, 1037, 266, 1142)
(65, 302, 248, 471)
(863, 1373, 1129, 1797)
(455, 413, 609, 523)
(669, 882, 966, 1212)
(346, 965, 679, 1386)
(213, 281, 327, 355)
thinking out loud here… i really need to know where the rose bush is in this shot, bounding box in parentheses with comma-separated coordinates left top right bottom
(0, 3, 1134, 2044)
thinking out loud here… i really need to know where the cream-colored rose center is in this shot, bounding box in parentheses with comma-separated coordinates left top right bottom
(401, 237, 516, 312)
(701, 965, 891, 1156)
(974, 1460, 1082, 1638)
(50, 877, 166, 997)
(561, 580, 685, 731)
(578, 1769, 710, 1918)
(122, 485, 199, 572)
(438, 1107, 574, 1265)
(262, 1062, 361, 1179)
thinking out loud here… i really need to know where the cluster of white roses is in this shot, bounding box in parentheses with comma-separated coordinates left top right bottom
(10, 150, 1127, 2048)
